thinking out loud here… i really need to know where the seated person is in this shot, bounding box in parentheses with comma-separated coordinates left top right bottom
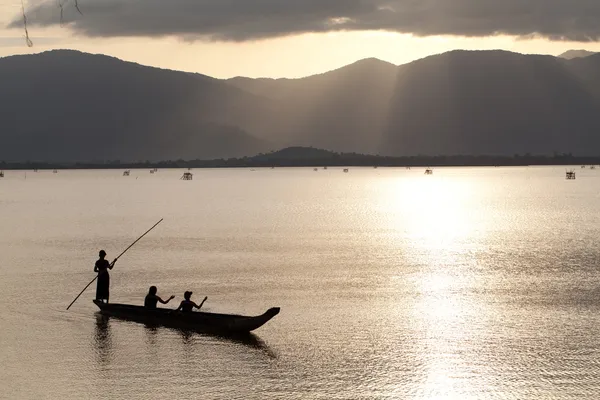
(175, 291, 207, 312)
(144, 286, 175, 309)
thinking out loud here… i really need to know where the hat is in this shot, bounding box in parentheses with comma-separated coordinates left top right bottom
(184, 291, 193, 299)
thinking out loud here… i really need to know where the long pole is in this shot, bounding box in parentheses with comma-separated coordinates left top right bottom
(66, 218, 164, 310)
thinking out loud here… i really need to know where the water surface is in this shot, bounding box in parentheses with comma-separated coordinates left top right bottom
(1, 166, 600, 399)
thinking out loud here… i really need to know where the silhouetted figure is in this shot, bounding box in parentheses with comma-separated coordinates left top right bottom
(144, 286, 175, 309)
(94, 250, 116, 303)
(175, 291, 207, 312)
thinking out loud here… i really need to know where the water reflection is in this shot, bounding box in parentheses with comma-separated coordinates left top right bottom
(173, 327, 277, 359)
(93, 313, 113, 367)
(376, 174, 486, 396)
(144, 323, 159, 347)
(95, 315, 277, 359)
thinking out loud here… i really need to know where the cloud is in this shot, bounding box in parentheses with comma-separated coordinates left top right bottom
(8, 0, 600, 42)
(0, 36, 65, 47)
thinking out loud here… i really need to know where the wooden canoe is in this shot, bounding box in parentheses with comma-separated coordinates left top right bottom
(93, 300, 280, 334)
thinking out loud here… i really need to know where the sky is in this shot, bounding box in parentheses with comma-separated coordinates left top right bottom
(2, 0, 600, 79)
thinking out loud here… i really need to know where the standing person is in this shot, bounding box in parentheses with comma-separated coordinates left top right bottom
(94, 250, 116, 303)
(144, 286, 175, 309)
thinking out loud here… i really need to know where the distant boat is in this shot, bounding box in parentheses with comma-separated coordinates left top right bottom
(590, 165, 596, 170)
(313, 168, 318, 171)
(181, 172, 193, 180)
(150, 170, 155, 174)
(581, 165, 586, 169)
(123, 170, 130, 176)
(53, 169, 58, 174)
(424, 168, 433, 175)
(93, 300, 280, 334)
(566, 170, 576, 180)
(0, 171, 4, 178)
(343, 168, 349, 173)
(323, 166, 328, 170)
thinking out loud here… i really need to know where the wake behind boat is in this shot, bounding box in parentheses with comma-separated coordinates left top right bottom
(93, 300, 280, 334)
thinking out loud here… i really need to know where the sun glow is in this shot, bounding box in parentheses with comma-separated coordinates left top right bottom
(378, 171, 478, 251)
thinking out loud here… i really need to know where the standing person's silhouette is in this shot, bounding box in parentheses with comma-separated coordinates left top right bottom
(94, 250, 116, 303)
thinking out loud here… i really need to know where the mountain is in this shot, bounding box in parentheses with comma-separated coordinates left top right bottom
(227, 58, 399, 154)
(0, 50, 273, 161)
(558, 50, 597, 59)
(2, 49, 600, 161)
(230, 50, 600, 156)
(380, 50, 600, 156)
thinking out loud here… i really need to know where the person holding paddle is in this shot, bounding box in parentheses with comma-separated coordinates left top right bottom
(144, 286, 175, 309)
(66, 219, 164, 311)
(94, 250, 116, 303)
(175, 291, 207, 312)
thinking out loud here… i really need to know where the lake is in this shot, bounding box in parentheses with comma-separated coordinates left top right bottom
(1, 166, 600, 399)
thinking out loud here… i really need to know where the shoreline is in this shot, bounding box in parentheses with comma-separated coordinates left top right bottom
(1, 159, 599, 170)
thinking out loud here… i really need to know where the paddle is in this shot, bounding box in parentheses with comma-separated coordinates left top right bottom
(198, 296, 208, 310)
(66, 218, 164, 310)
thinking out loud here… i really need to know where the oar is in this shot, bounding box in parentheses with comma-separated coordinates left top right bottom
(66, 218, 164, 310)
(198, 296, 208, 310)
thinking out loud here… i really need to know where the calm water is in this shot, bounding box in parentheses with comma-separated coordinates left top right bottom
(1, 166, 600, 399)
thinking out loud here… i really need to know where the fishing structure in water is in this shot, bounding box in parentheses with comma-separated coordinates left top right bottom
(181, 172, 193, 180)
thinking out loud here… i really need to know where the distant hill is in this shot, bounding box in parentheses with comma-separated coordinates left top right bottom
(558, 50, 597, 59)
(251, 147, 339, 161)
(0, 50, 273, 161)
(3, 49, 600, 161)
(380, 50, 600, 156)
(227, 58, 399, 154)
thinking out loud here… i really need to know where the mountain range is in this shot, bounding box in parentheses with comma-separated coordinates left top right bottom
(1, 49, 600, 161)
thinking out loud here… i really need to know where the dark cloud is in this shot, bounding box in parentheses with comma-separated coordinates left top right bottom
(9, 0, 600, 42)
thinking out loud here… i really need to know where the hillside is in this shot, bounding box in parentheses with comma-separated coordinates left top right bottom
(380, 50, 600, 156)
(227, 58, 399, 153)
(0, 50, 273, 161)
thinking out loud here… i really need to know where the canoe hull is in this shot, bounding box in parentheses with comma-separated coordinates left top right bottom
(93, 300, 280, 334)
